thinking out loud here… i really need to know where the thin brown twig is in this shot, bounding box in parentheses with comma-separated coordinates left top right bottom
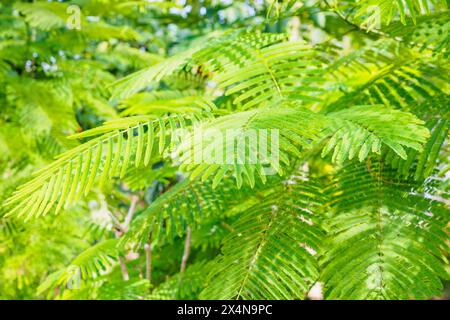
(122, 195, 139, 231)
(144, 241, 152, 284)
(113, 194, 140, 281)
(119, 257, 130, 281)
(180, 226, 192, 273)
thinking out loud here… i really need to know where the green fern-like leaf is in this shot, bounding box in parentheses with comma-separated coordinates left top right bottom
(148, 261, 209, 300)
(321, 105, 430, 163)
(201, 174, 324, 299)
(385, 116, 449, 180)
(38, 239, 119, 297)
(122, 177, 258, 245)
(3, 111, 209, 219)
(176, 104, 325, 188)
(384, 11, 450, 55)
(211, 41, 324, 109)
(321, 160, 449, 299)
(326, 57, 448, 113)
(351, 0, 448, 28)
(110, 31, 287, 100)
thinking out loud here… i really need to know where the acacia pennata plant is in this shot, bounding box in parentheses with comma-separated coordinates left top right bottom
(0, 0, 448, 300)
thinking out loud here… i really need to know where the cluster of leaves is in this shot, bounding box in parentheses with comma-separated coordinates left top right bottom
(0, 0, 448, 300)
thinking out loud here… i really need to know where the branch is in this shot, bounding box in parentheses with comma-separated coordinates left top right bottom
(122, 195, 139, 232)
(144, 241, 152, 284)
(118, 257, 130, 281)
(113, 195, 140, 281)
(322, 0, 387, 39)
(180, 226, 192, 273)
(106, 210, 122, 230)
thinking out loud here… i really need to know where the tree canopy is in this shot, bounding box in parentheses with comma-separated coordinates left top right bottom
(0, 0, 448, 300)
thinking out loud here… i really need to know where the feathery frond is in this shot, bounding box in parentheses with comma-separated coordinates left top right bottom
(321, 105, 430, 163)
(321, 160, 449, 299)
(38, 239, 119, 297)
(201, 173, 324, 299)
(4, 111, 209, 219)
(177, 104, 325, 188)
(347, 0, 448, 28)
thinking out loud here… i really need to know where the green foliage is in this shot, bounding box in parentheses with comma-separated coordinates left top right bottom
(331, 0, 448, 29)
(322, 160, 449, 299)
(202, 173, 324, 299)
(322, 105, 430, 163)
(4, 111, 210, 219)
(37, 239, 119, 298)
(149, 261, 210, 300)
(0, 0, 448, 300)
